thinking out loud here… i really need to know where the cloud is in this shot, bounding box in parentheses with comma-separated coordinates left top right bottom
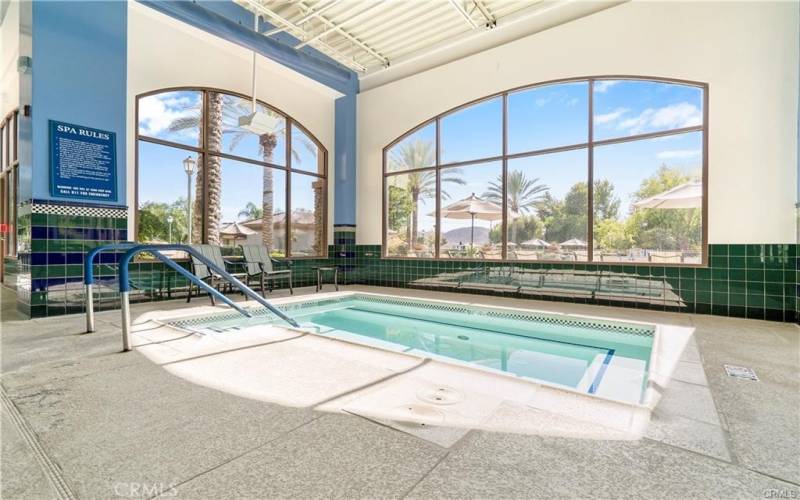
(594, 107, 628, 124)
(618, 102, 701, 135)
(535, 96, 552, 107)
(656, 149, 701, 159)
(594, 81, 619, 93)
(138, 93, 199, 138)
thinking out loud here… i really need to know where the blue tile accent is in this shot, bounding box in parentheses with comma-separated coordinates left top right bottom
(588, 349, 616, 395)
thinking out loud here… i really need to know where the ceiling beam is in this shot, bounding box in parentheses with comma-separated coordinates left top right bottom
(238, 0, 367, 72)
(472, 0, 495, 25)
(264, 0, 343, 36)
(447, 0, 479, 29)
(294, 1, 385, 50)
(291, 0, 389, 66)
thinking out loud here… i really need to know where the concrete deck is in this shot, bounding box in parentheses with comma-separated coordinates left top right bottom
(1, 285, 798, 499)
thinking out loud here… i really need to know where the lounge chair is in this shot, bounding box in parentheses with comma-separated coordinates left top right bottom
(186, 244, 248, 304)
(479, 249, 502, 259)
(240, 244, 293, 296)
(512, 249, 539, 260)
(649, 251, 683, 263)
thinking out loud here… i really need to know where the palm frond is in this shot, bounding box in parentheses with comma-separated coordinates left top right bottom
(167, 115, 201, 133)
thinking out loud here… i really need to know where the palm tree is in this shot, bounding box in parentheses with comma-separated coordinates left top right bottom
(483, 170, 549, 244)
(238, 201, 263, 220)
(168, 92, 315, 248)
(389, 139, 465, 249)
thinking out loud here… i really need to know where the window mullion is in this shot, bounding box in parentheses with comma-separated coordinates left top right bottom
(434, 117, 441, 259)
(587, 79, 594, 263)
(501, 93, 508, 261)
(202, 90, 210, 244)
(286, 119, 293, 258)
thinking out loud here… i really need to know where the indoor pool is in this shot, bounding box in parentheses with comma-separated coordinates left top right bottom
(169, 294, 655, 403)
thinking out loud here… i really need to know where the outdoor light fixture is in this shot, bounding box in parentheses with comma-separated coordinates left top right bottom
(167, 215, 174, 243)
(239, 14, 282, 135)
(183, 156, 196, 243)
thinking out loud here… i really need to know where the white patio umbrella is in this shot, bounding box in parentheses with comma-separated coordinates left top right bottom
(220, 221, 256, 241)
(633, 182, 702, 209)
(560, 238, 587, 249)
(521, 238, 549, 249)
(429, 193, 514, 248)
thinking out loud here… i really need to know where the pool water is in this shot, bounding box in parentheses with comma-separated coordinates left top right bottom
(170, 295, 654, 402)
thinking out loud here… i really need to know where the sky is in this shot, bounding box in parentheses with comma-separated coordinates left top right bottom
(387, 79, 704, 231)
(138, 90, 322, 223)
(139, 80, 704, 232)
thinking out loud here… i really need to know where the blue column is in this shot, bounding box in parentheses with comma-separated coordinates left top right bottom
(334, 94, 357, 226)
(31, 1, 127, 206)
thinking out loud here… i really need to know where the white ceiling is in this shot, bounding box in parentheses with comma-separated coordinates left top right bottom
(236, 0, 623, 90)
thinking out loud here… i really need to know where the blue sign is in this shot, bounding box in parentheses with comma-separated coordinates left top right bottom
(49, 120, 117, 202)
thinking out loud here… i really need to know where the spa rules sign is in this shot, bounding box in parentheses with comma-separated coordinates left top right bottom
(49, 120, 117, 201)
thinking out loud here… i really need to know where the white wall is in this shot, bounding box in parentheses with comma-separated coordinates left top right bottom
(357, 1, 799, 245)
(0, 0, 20, 118)
(127, 2, 340, 243)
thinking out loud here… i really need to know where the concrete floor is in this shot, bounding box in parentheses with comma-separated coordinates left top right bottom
(1, 285, 798, 499)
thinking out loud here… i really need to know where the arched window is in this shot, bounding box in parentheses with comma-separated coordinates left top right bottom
(383, 77, 707, 265)
(136, 88, 327, 257)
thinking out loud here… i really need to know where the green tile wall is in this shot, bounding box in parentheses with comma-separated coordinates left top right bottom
(8, 207, 797, 324)
(343, 243, 798, 323)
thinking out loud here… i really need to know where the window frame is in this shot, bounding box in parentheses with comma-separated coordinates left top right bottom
(0, 109, 19, 261)
(382, 75, 709, 267)
(135, 87, 328, 258)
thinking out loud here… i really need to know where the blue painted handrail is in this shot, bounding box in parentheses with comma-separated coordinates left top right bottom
(84, 241, 138, 284)
(117, 244, 300, 328)
(83, 242, 239, 312)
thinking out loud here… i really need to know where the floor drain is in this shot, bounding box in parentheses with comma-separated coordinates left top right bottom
(416, 385, 463, 405)
(724, 364, 759, 381)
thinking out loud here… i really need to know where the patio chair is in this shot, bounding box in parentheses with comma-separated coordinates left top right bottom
(479, 248, 502, 259)
(599, 252, 623, 262)
(240, 244, 293, 296)
(186, 244, 248, 304)
(512, 249, 539, 260)
(649, 251, 683, 263)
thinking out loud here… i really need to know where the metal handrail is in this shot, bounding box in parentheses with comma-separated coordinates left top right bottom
(118, 244, 300, 350)
(83, 242, 139, 333)
(84, 243, 300, 351)
(84, 243, 252, 336)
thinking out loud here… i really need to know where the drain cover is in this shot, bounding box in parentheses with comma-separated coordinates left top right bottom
(724, 364, 759, 381)
(416, 385, 463, 405)
(392, 404, 446, 425)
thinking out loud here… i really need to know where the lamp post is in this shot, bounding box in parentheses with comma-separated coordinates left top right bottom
(183, 156, 196, 243)
(167, 215, 174, 243)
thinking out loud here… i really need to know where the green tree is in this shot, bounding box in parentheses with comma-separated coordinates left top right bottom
(541, 183, 588, 243)
(483, 170, 549, 244)
(237, 202, 263, 220)
(538, 180, 620, 244)
(594, 218, 632, 251)
(387, 185, 412, 232)
(138, 198, 190, 243)
(489, 215, 542, 245)
(593, 179, 620, 220)
(626, 165, 701, 252)
(388, 140, 464, 249)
